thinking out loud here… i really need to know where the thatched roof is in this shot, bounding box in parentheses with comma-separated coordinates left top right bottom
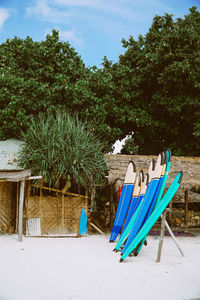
(105, 154, 200, 202)
(0, 139, 24, 171)
(0, 170, 31, 182)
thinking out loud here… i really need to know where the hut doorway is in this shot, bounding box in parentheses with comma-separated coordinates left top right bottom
(25, 183, 89, 236)
(0, 182, 18, 234)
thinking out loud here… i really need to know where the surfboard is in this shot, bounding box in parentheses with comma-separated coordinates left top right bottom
(113, 159, 154, 252)
(120, 171, 183, 262)
(132, 171, 148, 216)
(141, 153, 166, 227)
(109, 161, 136, 242)
(135, 150, 171, 255)
(122, 153, 164, 254)
(78, 209, 87, 236)
(121, 173, 141, 234)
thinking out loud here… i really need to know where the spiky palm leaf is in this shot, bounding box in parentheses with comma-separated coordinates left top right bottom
(19, 111, 107, 189)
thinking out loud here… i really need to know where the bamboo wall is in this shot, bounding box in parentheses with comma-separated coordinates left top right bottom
(25, 187, 88, 235)
(0, 182, 17, 233)
(0, 181, 88, 235)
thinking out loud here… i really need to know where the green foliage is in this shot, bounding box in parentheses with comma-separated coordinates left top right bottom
(0, 30, 120, 152)
(0, 30, 86, 137)
(120, 137, 139, 155)
(103, 6, 200, 155)
(19, 111, 107, 190)
(0, 7, 200, 156)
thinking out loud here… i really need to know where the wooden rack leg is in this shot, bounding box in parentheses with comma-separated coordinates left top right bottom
(18, 180, 25, 242)
(156, 211, 166, 263)
(164, 219, 185, 257)
(185, 190, 189, 229)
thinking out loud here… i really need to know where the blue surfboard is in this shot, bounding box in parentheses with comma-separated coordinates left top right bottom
(114, 161, 153, 252)
(120, 171, 183, 262)
(132, 171, 149, 217)
(122, 153, 164, 254)
(110, 161, 136, 242)
(135, 150, 171, 255)
(78, 209, 87, 236)
(121, 173, 141, 234)
(141, 156, 166, 226)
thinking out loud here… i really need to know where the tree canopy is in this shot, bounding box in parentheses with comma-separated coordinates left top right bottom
(0, 7, 199, 156)
(107, 6, 200, 155)
(0, 30, 118, 151)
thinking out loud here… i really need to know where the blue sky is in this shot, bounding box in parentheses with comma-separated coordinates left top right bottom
(0, 0, 199, 67)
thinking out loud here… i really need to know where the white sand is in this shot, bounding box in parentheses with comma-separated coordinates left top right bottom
(0, 234, 200, 300)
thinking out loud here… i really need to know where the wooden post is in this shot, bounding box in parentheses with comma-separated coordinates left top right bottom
(15, 182, 20, 233)
(61, 193, 65, 232)
(90, 186, 96, 211)
(18, 180, 25, 242)
(169, 199, 173, 225)
(156, 210, 167, 263)
(85, 189, 88, 211)
(0, 183, 2, 229)
(185, 189, 189, 229)
(27, 181, 31, 217)
(39, 181, 43, 232)
(90, 222, 105, 235)
(24, 181, 30, 221)
(85, 189, 88, 198)
(110, 188, 114, 231)
(0, 182, 2, 200)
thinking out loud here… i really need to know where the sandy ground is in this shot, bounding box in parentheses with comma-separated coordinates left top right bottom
(0, 234, 200, 300)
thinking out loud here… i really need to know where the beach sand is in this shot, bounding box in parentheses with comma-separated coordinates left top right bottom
(0, 234, 200, 300)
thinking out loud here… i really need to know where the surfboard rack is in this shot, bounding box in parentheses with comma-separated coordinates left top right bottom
(156, 208, 185, 263)
(90, 222, 105, 235)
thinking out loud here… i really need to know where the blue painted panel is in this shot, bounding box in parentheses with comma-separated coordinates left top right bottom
(79, 209, 87, 235)
(133, 194, 144, 215)
(143, 177, 163, 225)
(110, 184, 134, 242)
(121, 196, 139, 234)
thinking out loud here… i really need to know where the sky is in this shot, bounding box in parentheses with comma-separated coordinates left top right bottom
(0, 0, 199, 67)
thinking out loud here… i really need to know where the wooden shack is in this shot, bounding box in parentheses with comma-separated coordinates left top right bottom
(105, 154, 200, 229)
(25, 183, 88, 235)
(0, 140, 88, 236)
(0, 139, 24, 234)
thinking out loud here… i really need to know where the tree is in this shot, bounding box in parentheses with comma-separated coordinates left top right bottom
(0, 30, 121, 152)
(104, 7, 200, 155)
(0, 30, 87, 136)
(120, 137, 139, 155)
(19, 111, 107, 190)
(1, 7, 200, 156)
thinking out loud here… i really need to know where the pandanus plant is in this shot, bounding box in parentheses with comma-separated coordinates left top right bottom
(19, 111, 107, 191)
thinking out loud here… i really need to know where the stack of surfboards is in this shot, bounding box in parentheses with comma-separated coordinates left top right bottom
(109, 150, 183, 262)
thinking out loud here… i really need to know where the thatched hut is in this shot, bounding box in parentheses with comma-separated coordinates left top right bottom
(0, 139, 27, 234)
(105, 154, 200, 228)
(0, 139, 88, 237)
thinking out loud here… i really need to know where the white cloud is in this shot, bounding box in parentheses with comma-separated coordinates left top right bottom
(26, 0, 138, 23)
(55, 0, 137, 19)
(59, 28, 83, 46)
(0, 8, 9, 29)
(26, 0, 171, 40)
(26, 0, 71, 22)
(26, 0, 51, 17)
(53, 0, 96, 7)
(45, 27, 83, 46)
(51, 0, 167, 19)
